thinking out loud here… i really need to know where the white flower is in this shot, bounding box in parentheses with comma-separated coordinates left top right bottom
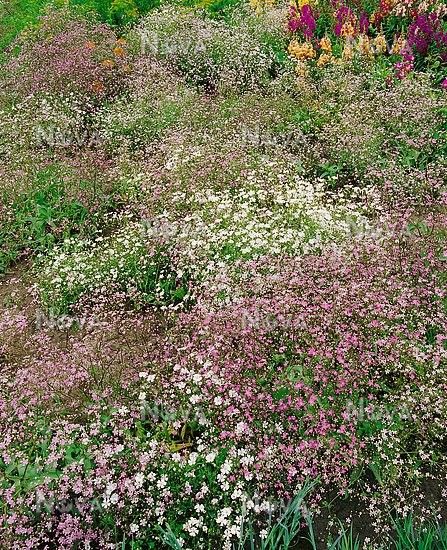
(135, 472, 145, 488)
(235, 421, 247, 436)
(157, 475, 168, 489)
(188, 452, 198, 465)
(105, 482, 117, 495)
(216, 507, 233, 527)
(205, 451, 217, 463)
(190, 394, 201, 405)
(220, 461, 232, 475)
(195, 503, 206, 514)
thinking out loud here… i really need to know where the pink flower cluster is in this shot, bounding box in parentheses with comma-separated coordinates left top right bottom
(2, 212, 447, 546)
(5, 8, 130, 100)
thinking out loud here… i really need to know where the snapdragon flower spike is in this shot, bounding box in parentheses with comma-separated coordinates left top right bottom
(407, 13, 440, 55)
(334, 5, 355, 37)
(299, 5, 317, 40)
(288, 5, 300, 32)
(359, 11, 369, 34)
(394, 48, 415, 79)
(288, 4, 316, 39)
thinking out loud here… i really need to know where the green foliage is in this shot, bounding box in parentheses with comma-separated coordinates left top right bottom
(108, 0, 139, 25)
(0, 0, 161, 49)
(0, 0, 50, 58)
(0, 166, 93, 273)
(204, 0, 243, 20)
(391, 517, 447, 550)
(326, 524, 361, 550)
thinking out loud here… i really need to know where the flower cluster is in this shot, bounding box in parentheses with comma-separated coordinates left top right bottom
(3, 6, 131, 100)
(1, 1, 447, 548)
(286, 0, 447, 85)
(134, 6, 280, 94)
(36, 218, 190, 314)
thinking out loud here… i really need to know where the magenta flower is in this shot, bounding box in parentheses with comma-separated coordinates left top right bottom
(300, 5, 317, 39)
(359, 11, 369, 34)
(288, 17, 300, 32)
(407, 12, 440, 55)
(334, 6, 354, 37)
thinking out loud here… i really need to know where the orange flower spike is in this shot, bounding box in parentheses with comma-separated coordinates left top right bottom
(85, 40, 96, 50)
(319, 36, 332, 53)
(113, 46, 125, 57)
(341, 22, 355, 38)
(101, 59, 115, 69)
(373, 34, 387, 55)
(91, 80, 105, 94)
(317, 52, 333, 67)
(342, 42, 354, 62)
(295, 61, 309, 77)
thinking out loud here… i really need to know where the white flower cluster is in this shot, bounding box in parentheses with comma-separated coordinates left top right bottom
(152, 167, 369, 272)
(36, 220, 184, 313)
(136, 7, 278, 93)
(0, 92, 95, 160)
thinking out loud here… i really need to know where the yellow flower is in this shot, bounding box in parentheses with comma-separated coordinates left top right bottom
(317, 52, 333, 67)
(357, 35, 373, 59)
(342, 42, 354, 62)
(288, 40, 316, 60)
(391, 34, 406, 55)
(288, 40, 297, 55)
(250, 0, 274, 12)
(113, 46, 125, 57)
(101, 59, 115, 69)
(341, 22, 355, 38)
(91, 80, 105, 94)
(373, 34, 387, 55)
(295, 61, 309, 77)
(319, 36, 332, 53)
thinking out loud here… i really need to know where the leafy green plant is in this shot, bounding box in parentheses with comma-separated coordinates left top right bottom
(0, 0, 50, 57)
(326, 524, 361, 550)
(0, 166, 92, 273)
(391, 516, 447, 550)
